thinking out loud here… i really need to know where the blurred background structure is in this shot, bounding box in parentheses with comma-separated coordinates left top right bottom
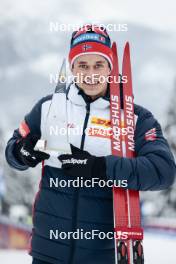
(0, 0, 176, 263)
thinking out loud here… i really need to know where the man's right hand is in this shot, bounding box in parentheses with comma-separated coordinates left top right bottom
(13, 134, 50, 167)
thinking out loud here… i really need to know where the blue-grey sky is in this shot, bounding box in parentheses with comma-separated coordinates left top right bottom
(1, 0, 176, 32)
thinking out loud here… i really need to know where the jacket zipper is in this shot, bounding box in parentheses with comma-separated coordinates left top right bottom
(69, 102, 90, 264)
(80, 103, 90, 150)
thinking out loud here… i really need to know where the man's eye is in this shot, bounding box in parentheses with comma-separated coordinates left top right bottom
(79, 65, 88, 69)
(95, 64, 103, 68)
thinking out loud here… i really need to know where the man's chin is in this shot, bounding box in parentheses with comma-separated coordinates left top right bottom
(82, 84, 101, 93)
(83, 89, 99, 96)
(77, 83, 107, 98)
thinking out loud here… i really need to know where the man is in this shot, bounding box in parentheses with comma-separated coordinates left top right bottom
(5, 25, 176, 264)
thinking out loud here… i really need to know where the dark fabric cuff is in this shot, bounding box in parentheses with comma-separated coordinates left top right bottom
(5, 140, 29, 171)
(92, 156, 107, 180)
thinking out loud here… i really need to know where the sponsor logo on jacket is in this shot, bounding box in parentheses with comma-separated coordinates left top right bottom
(87, 127, 111, 139)
(91, 117, 111, 128)
(19, 120, 30, 138)
(145, 128, 157, 141)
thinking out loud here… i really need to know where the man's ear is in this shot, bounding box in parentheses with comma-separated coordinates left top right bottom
(106, 62, 111, 75)
(108, 67, 111, 76)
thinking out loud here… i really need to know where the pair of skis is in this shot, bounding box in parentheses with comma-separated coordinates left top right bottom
(110, 42, 144, 264)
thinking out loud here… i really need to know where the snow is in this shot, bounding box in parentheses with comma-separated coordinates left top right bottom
(0, 231, 176, 264)
(144, 232, 176, 264)
(0, 249, 32, 264)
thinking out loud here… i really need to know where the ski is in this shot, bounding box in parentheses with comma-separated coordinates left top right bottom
(110, 42, 144, 264)
(122, 42, 144, 264)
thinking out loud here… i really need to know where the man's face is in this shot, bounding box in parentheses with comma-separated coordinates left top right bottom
(71, 54, 111, 99)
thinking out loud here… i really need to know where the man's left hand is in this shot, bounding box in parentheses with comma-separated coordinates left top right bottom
(58, 145, 106, 179)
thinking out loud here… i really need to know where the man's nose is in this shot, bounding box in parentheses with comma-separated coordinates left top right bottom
(85, 68, 99, 80)
(86, 67, 95, 76)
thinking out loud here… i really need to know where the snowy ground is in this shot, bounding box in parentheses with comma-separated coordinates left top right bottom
(0, 231, 176, 264)
(144, 232, 176, 263)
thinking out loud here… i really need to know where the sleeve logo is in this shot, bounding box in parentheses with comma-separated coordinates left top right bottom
(19, 120, 30, 138)
(145, 128, 157, 141)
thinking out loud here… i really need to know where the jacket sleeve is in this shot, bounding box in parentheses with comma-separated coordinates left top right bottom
(105, 112, 176, 191)
(5, 95, 51, 171)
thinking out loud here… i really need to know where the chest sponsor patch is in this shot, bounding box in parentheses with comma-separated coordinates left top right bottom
(87, 127, 112, 139)
(91, 117, 111, 128)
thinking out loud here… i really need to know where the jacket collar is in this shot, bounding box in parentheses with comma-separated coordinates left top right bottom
(67, 83, 110, 110)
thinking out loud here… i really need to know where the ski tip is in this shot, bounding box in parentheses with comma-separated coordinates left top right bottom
(112, 42, 117, 55)
(122, 41, 132, 76)
(112, 41, 117, 49)
(124, 42, 130, 53)
(111, 41, 119, 72)
(112, 42, 118, 57)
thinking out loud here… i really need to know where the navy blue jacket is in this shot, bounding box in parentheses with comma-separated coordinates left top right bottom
(5, 91, 176, 264)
